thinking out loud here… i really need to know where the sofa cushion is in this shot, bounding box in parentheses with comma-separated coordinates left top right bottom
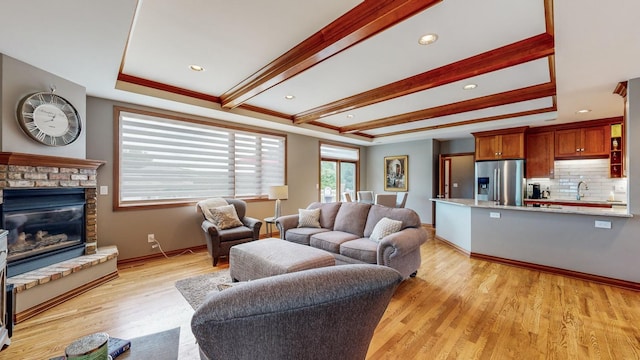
(333, 202, 371, 237)
(209, 204, 244, 230)
(307, 202, 342, 229)
(310, 231, 359, 253)
(339, 239, 377, 264)
(298, 208, 321, 228)
(364, 204, 421, 237)
(369, 217, 402, 242)
(285, 227, 330, 245)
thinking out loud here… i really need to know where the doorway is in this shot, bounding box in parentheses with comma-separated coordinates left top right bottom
(438, 153, 475, 199)
(320, 160, 356, 202)
(320, 143, 359, 203)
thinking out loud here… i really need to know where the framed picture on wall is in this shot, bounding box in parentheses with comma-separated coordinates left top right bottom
(384, 155, 408, 191)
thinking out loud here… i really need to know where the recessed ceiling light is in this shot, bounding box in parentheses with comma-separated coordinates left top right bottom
(576, 109, 591, 114)
(284, 95, 295, 100)
(189, 64, 205, 72)
(418, 33, 438, 45)
(463, 83, 477, 90)
(346, 114, 354, 119)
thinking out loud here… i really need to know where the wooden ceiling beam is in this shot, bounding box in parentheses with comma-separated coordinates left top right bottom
(376, 107, 557, 138)
(219, 0, 442, 109)
(339, 82, 557, 133)
(294, 33, 554, 124)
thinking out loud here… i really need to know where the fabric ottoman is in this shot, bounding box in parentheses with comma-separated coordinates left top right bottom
(229, 238, 335, 281)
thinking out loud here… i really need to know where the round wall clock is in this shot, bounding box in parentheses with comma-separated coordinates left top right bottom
(16, 91, 82, 146)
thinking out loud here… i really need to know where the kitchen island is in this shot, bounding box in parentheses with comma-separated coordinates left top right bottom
(432, 198, 639, 289)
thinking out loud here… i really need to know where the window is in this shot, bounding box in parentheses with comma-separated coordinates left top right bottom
(320, 143, 359, 203)
(115, 108, 285, 208)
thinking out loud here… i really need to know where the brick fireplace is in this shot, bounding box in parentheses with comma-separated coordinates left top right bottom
(0, 152, 118, 323)
(0, 152, 103, 255)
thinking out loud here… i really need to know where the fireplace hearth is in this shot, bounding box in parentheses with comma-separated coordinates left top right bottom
(2, 188, 87, 277)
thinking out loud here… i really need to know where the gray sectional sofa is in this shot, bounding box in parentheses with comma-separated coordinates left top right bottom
(275, 201, 429, 278)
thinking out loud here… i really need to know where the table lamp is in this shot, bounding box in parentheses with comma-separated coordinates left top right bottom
(268, 185, 289, 219)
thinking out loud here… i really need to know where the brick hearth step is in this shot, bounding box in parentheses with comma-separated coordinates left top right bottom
(7, 246, 119, 323)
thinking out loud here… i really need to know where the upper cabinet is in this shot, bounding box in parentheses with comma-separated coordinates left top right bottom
(554, 125, 610, 159)
(526, 131, 554, 178)
(473, 127, 527, 161)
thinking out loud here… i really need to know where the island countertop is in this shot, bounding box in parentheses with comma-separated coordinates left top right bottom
(430, 198, 633, 218)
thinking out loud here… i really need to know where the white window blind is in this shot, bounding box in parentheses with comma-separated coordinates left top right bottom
(320, 144, 359, 161)
(117, 110, 285, 206)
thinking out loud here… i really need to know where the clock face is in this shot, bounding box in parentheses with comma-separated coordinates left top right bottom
(16, 92, 82, 146)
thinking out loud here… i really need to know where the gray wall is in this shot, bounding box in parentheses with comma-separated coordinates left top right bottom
(438, 138, 475, 199)
(438, 138, 475, 154)
(365, 139, 435, 225)
(628, 78, 640, 213)
(1, 54, 87, 158)
(86, 97, 340, 259)
(449, 155, 475, 198)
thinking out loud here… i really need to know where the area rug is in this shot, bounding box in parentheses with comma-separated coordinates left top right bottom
(175, 269, 232, 309)
(118, 327, 180, 360)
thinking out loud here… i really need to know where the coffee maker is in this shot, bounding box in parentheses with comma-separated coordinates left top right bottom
(530, 183, 541, 199)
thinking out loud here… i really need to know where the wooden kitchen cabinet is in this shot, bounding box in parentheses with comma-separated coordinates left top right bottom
(526, 131, 554, 178)
(473, 127, 526, 161)
(554, 125, 609, 159)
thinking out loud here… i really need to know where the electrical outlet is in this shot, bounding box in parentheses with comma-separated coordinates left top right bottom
(147, 234, 155, 243)
(594, 220, 611, 229)
(152, 243, 159, 249)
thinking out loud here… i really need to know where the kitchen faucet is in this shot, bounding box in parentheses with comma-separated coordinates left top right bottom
(577, 181, 588, 200)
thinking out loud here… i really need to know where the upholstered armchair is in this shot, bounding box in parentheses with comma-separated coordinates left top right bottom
(198, 199, 262, 266)
(191, 264, 402, 360)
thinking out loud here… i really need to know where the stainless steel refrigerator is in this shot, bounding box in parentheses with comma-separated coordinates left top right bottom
(475, 159, 525, 206)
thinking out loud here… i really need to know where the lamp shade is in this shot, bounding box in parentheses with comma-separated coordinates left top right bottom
(268, 185, 289, 200)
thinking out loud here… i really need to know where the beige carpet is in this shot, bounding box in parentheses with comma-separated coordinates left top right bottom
(175, 269, 232, 309)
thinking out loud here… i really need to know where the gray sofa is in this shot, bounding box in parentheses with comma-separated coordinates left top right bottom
(275, 202, 429, 278)
(191, 264, 402, 360)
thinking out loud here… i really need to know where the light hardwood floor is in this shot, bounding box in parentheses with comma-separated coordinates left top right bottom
(2, 238, 640, 359)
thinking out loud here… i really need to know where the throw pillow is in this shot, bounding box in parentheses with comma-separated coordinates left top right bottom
(297, 208, 321, 228)
(369, 217, 402, 242)
(209, 204, 243, 230)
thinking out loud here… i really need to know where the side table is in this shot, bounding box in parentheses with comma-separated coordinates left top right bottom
(264, 217, 276, 237)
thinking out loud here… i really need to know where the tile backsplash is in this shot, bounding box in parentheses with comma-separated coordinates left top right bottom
(527, 159, 628, 202)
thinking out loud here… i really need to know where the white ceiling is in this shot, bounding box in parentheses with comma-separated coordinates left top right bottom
(1, 0, 639, 146)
